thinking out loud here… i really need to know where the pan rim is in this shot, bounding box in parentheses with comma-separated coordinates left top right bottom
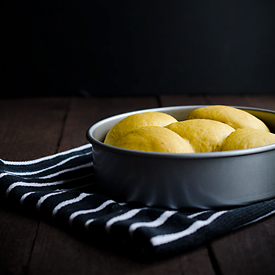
(86, 105, 275, 159)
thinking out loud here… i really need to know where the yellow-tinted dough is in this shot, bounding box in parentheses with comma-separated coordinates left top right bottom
(166, 119, 235, 152)
(187, 105, 270, 132)
(103, 108, 273, 153)
(221, 129, 275, 151)
(104, 112, 177, 146)
(114, 126, 194, 153)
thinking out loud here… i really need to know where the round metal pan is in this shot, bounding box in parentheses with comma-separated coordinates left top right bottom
(86, 105, 275, 209)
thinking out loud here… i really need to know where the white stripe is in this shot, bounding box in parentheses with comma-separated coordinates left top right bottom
(1, 152, 92, 177)
(69, 199, 115, 225)
(7, 181, 66, 197)
(84, 219, 95, 229)
(2, 144, 92, 165)
(38, 162, 93, 179)
(129, 210, 177, 236)
(20, 191, 35, 204)
(105, 208, 144, 233)
(150, 211, 227, 247)
(5, 174, 93, 196)
(187, 210, 211, 219)
(52, 193, 91, 217)
(36, 190, 66, 210)
(0, 162, 93, 180)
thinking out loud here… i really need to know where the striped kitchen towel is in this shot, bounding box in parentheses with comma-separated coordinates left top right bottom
(1, 144, 275, 258)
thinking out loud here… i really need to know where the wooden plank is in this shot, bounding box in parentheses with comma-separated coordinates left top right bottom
(0, 98, 70, 160)
(207, 95, 275, 275)
(161, 94, 275, 110)
(159, 95, 208, 106)
(2, 95, 273, 275)
(205, 95, 249, 106)
(160, 95, 275, 109)
(0, 204, 38, 275)
(207, 95, 275, 109)
(0, 98, 70, 275)
(28, 96, 215, 275)
(244, 95, 275, 110)
(58, 96, 160, 151)
(159, 94, 251, 107)
(211, 215, 275, 275)
(160, 95, 275, 274)
(28, 223, 215, 275)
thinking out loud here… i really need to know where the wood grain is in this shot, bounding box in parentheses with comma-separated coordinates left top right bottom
(160, 94, 275, 109)
(211, 215, 275, 275)
(159, 95, 208, 106)
(244, 95, 275, 110)
(0, 96, 274, 275)
(58, 96, 160, 151)
(0, 204, 38, 275)
(28, 223, 215, 275)
(0, 98, 70, 160)
(0, 98, 69, 275)
(26, 96, 215, 275)
(205, 94, 275, 275)
(160, 95, 275, 275)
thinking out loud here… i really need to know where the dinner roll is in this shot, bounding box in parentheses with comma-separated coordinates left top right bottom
(187, 105, 270, 132)
(114, 126, 194, 153)
(166, 119, 235, 152)
(104, 112, 177, 146)
(221, 129, 275, 151)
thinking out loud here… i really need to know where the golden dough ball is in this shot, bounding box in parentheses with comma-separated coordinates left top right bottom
(166, 119, 235, 152)
(113, 126, 194, 153)
(221, 129, 275, 151)
(187, 105, 270, 132)
(104, 112, 177, 146)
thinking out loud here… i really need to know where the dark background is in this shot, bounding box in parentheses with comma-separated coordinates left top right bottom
(2, 0, 275, 97)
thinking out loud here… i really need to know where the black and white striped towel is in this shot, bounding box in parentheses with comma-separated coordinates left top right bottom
(1, 144, 275, 258)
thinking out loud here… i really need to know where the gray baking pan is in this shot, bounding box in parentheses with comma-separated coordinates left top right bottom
(86, 106, 275, 209)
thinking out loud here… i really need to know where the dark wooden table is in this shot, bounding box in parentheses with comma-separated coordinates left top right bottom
(0, 95, 275, 275)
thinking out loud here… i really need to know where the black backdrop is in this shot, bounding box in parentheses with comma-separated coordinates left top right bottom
(2, 1, 275, 97)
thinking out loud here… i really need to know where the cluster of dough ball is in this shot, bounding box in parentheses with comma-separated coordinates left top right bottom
(104, 105, 275, 153)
